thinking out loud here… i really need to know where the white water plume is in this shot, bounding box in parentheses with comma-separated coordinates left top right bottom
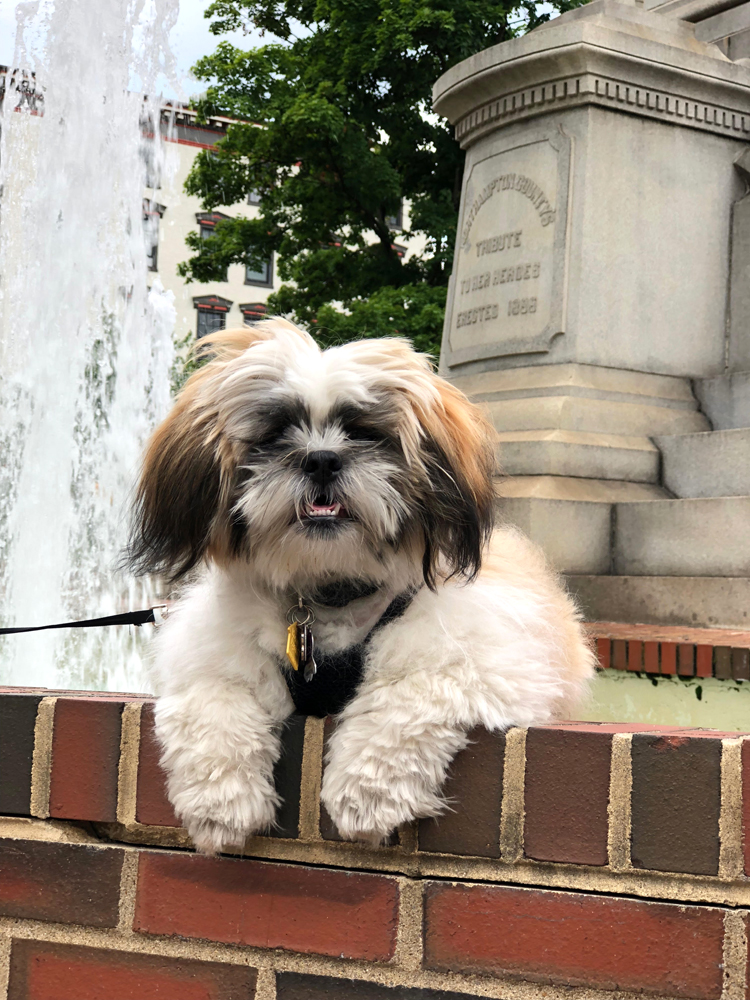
(0, 0, 181, 691)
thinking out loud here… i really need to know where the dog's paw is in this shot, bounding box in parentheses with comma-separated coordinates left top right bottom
(171, 775, 280, 855)
(321, 770, 425, 845)
(186, 815, 250, 855)
(323, 791, 400, 845)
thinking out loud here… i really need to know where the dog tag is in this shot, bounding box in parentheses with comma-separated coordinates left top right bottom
(301, 624, 317, 682)
(286, 622, 300, 671)
(286, 598, 316, 677)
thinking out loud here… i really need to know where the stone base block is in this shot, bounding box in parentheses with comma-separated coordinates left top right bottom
(486, 394, 709, 438)
(501, 497, 612, 574)
(655, 427, 750, 498)
(501, 475, 667, 502)
(696, 371, 750, 430)
(497, 429, 659, 482)
(566, 575, 750, 629)
(614, 496, 750, 576)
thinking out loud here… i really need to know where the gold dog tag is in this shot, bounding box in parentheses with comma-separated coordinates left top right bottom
(286, 622, 300, 671)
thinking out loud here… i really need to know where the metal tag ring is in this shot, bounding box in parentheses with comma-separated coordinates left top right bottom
(287, 605, 315, 626)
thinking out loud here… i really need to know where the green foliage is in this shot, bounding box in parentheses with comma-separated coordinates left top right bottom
(179, 0, 587, 356)
(170, 330, 209, 396)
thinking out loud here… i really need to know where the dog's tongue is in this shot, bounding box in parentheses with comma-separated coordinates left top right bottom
(310, 503, 337, 514)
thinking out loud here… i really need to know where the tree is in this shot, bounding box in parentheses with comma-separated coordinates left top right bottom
(179, 0, 584, 356)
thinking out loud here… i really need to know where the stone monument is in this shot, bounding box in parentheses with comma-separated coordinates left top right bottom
(434, 0, 750, 627)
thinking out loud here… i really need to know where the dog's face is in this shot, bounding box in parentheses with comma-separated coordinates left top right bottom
(128, 320, 496, 592)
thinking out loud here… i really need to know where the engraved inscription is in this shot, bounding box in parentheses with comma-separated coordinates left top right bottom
(508, 297, 537, 316)
(461, 173, 555, 249)
(456, 304, 500, 328)
(450, 136, 562, 355)
(476, 231, 521, 256)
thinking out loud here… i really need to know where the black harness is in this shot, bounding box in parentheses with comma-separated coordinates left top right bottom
(282, 589, 415, 718)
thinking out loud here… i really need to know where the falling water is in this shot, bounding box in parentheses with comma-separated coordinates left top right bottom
(0, 0, 180, 691)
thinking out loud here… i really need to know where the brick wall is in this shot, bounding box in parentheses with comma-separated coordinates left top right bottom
(2, 686, 750, 999)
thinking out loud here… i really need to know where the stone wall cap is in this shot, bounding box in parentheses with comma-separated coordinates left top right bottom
(433, 0, 750, 124)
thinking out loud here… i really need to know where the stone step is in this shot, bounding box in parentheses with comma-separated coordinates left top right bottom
(501, 475, 668, 502)
(502, 494, 750, 580)
(654, 427, 750, 497)
(566, 575, 750, 630)
(486, 394, 709, 437)
(614, 496, 750, 576)
(501, 497, 612, 574)
(496, 428, 660, 482)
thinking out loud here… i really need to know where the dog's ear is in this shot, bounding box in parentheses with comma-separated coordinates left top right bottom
(126, 371, 235, 582)
(127, 319, 315, 582)
(414, 379, 497, 589)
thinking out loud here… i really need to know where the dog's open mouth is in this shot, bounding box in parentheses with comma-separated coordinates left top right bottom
(302, 498, 349, 522)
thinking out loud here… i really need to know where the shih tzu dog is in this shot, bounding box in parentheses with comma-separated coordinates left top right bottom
(128, 319, 594, 854)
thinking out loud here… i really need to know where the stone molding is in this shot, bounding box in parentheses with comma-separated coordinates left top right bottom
(455, 72, 750, 146)
(434, 1, 750, 148)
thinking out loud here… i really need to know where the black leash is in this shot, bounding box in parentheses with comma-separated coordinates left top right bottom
(0, 607, 165, 636)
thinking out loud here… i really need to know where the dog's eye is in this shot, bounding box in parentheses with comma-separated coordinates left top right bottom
(346, 425, 384, 443)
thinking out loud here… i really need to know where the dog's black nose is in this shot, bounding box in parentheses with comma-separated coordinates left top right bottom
(301, 450, 343, 485)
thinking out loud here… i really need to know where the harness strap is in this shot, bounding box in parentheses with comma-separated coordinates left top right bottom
(282, 589, 417, 718)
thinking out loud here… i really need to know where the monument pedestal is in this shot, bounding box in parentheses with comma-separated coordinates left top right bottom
(434, 0, 750, 627)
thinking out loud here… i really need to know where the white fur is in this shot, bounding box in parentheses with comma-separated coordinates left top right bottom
(150, 527, 593, 853)
(141, 322, 594, 853)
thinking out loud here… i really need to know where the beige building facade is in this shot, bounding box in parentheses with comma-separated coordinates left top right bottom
(145, 106, 281, 343)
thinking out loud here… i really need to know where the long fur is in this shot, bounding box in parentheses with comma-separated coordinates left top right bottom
(129, 319, 594, 853)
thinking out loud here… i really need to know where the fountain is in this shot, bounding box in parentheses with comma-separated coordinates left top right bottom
(0, 0, 181, 692)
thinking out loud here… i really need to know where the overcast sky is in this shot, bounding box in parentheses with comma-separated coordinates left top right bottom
(0, 0, 260, 98)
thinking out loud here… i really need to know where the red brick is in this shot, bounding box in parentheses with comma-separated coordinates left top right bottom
(277, 973, 480, 1000)
(612, 639, 627, 670)
(424, 882, 724, 998)
(0, 840, 122, 926)
(733, 648, 750, 681)
(524, 728, 611, 865)
(627, 640, 642, 672)
(696, 645, 714, 679)
(660, 642, 677, 675)
(678, 644, 695, 677)
(270, 713, 307, 840)
(49, 697, 122, 822)
(631, 734, 721, 875)
(644, 641, 659, 673)
(136, 702, 180, 827)
(0, 693, 41, 815)
(134, 851, 399, 961)
(7, 940, 257, 1000)
(716, 647, 733, 679)
(419, 727, 504, 857)
(595, 637, 610, 670)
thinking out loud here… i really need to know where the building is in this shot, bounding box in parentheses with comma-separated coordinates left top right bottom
(144, 105, 281, 342)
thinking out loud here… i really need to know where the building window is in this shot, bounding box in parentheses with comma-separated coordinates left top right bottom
(197, 310, 225, 338)
(240, 302, 269, 325)
(193, 295, 233, 338)
(385, 202, 403, 230)
(143, 200, 166, 272)
(140, 138, 161, 189)
(247, 189, 262, 206)
(196, 212, 231, 282)
(245, 253, 273, 287)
